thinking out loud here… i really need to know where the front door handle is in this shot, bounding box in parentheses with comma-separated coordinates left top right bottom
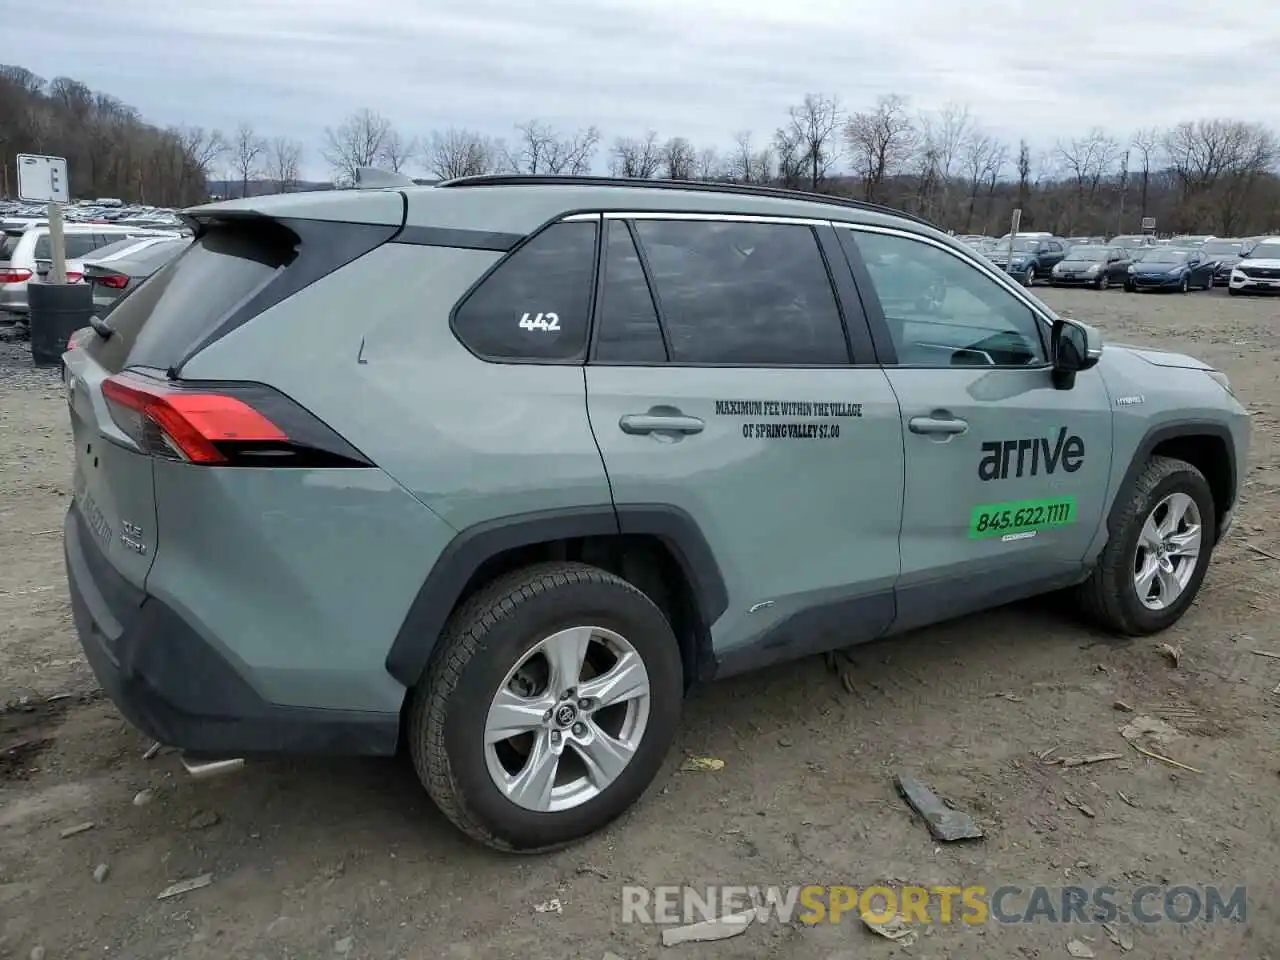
(619, 413, 705, 435)
(909, 415, 969, 436)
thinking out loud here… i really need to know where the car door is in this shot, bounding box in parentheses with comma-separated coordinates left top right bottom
(836, 225, 1113, 632)
(1041, 240, 1067, 276)
(585, 214, 906, 672)
(1108, 250, 1131, 282)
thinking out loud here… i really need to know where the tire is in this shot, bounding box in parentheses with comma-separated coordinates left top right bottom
(1179, 275, 1189, 293)
(1096, 273, 1109, 290)
(1124, 281, 1134, 292)
(1024, 265, 1036, 286)
(408, 561, 683, 852)
(1228, 287, 1240, 297)
(1076, 456, 1215, 636)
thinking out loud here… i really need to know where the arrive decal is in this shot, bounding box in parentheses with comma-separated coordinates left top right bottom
(978, 427, 1084, 481)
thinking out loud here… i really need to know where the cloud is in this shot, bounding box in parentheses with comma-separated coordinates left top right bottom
(11, 0, 1278, 179)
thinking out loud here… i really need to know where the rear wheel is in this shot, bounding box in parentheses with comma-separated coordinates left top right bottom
(1024, 265, 1036, 286)
(408, 562, 683, 852)
(1076, 456, 1214, 635)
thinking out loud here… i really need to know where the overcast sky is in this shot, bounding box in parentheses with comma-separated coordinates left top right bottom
(15, 0, 1278, 179)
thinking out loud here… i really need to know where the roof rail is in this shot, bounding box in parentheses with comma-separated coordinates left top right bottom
(436, 174, 934, 227)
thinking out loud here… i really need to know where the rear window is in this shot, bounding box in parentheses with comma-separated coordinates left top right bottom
(87, 222, 296, 373)
(34, 233, 108, 260)
(0, 233, 21, 260)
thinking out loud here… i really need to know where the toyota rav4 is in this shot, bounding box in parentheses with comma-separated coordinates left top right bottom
(62, 175, 1249, 852)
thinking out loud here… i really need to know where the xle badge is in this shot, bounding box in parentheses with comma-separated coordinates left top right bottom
(978, 427, 1084, 481)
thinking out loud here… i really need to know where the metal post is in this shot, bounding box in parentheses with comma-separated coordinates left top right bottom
(47, 200, 67, 284)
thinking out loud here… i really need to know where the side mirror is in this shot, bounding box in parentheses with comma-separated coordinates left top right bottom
(1051, 317, 1102, 389)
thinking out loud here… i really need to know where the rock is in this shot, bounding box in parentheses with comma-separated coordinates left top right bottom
(30, 947, 46, 960)
(133, 789, 154, 806)
(334, 936, 354, 954)
(1066, 938, 1095, 958)
(93, 863, 110, 883)
(777, 736, 793, 747)
(188, 810, 220, 830)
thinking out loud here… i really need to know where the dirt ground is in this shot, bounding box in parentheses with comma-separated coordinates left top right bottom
(2, 288, 1278, 960)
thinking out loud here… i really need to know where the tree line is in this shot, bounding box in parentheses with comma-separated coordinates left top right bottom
(3, 63, 1277, 236)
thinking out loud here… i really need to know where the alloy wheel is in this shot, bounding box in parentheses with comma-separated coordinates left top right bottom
(483, 625, 651, 813)
(1133, 492, 1202, 611)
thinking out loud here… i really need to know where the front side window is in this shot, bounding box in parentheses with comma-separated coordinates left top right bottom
(452, 221, 597, 361)
(849, 230, 1047, 368)
(630, 219, 848, 365)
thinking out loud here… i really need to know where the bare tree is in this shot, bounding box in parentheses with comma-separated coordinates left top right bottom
(960, 129, 999, 232)
(1055, 128, 1121, 228)
(322, 108, 392, 185)
(660, 136, 697, 180)
(231, 122, 266, 198)
(1130, 127, 1162, 220)
(610, 131, 662, 178)
(424, 128, 501, 180)
(772, 127, 803, 188)
(508, 119, 600, 175)
(730, 131, 774, 185)
(378, 129, 418, 172)
(695, 147, 722, 181)
(846, 93, 916, 202)
(1016, 139, 1032, 212)
(268, 136, 303, 192)
(780, 93, 842, 191)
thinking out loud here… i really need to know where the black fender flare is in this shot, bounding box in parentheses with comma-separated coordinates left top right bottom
(385, 504, 729, 687)
(1107, 420, 1237, 537)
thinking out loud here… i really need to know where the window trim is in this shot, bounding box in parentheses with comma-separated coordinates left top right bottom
(836, 223, 1054, 370)
(587, 218, 670, 364)
(587, 213, 859, 369)
(447, 216, 601, 366)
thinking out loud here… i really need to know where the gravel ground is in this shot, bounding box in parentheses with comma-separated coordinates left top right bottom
(1, 289, 1278, 960)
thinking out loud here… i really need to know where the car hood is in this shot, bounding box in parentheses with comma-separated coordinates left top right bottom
(1108, 344, 1212, 370)
(1240, 257, 1280, 269)
(1060, 258, 1103, 266)
(1132, 261, 1184, 272)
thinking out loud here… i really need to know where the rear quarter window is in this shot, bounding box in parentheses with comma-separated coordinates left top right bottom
(451, 221, 598, 361)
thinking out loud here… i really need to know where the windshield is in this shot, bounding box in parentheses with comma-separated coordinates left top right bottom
(1245, 242, 1280, 260)
(1064, 246, 1103, 260)
(1137, 249, 1188, 264)
(1005, 238, 1039, 252)
(1201, 241, 1241, 256)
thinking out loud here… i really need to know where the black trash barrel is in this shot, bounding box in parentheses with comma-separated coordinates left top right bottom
(28, 281, 93, 367)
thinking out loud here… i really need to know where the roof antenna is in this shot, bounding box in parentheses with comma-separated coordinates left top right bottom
(354, 167, 415, 189)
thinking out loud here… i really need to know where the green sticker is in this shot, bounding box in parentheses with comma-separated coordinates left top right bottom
(969, 496, 1076, 538)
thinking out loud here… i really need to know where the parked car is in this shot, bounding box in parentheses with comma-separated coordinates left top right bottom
(987, 235, 1068, 285)
(61, 173, 1248, 852)
(82, 236, 191, 314)
(1228, 238, 1280, 296)
(1125, 247, 1216, 292)
(1050, 245, 1132, 289)
(1200, 239, 1245, 286)
(1110, 234, 1158, 248)
(0, 224, 175, 318)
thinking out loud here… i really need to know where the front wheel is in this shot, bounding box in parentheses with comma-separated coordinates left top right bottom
(1097, 273, 1110, 290)
(1228, 287, 1241, 296)
(1024, 265, 1037, 286)
(1179, 275, 1189, 293)
(1076, 456, 1215, 635)
(408, 562, 683, 852)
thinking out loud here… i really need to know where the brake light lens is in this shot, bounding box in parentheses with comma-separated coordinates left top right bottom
(67, 272, 83, 284)
(96, 273, 128, 289)
(0, 268, 32, 284)
(98, 372, 372, 468)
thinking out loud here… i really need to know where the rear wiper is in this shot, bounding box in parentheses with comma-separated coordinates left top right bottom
(89, 315, 116, 340)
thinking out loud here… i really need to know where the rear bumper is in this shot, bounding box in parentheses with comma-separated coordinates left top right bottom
(64, 506, 399, 757)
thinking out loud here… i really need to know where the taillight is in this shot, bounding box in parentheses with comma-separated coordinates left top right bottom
(67, 272, 83, 284)
(99, 372, 372, 468)
(96, 273, 128, 289)
(0, 268, 32, 284)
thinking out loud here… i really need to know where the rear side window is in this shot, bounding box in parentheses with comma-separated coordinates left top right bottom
(86, 222, 295, 374)
(631, 220, 849, 365)
(452, 221, 597, 361)
(0, 233, 20, 260)
(594, 221, 666, 363)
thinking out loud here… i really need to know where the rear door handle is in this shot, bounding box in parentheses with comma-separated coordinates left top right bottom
(619, 414, 705, 435)
(909, 415, 969, 436)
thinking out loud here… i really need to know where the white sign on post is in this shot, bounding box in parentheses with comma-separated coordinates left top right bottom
(1141, 216, 1156, 233)
(16, 154, 69, 204)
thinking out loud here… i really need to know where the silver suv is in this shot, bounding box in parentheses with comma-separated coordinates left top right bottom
(62, 175, 1248, 852)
